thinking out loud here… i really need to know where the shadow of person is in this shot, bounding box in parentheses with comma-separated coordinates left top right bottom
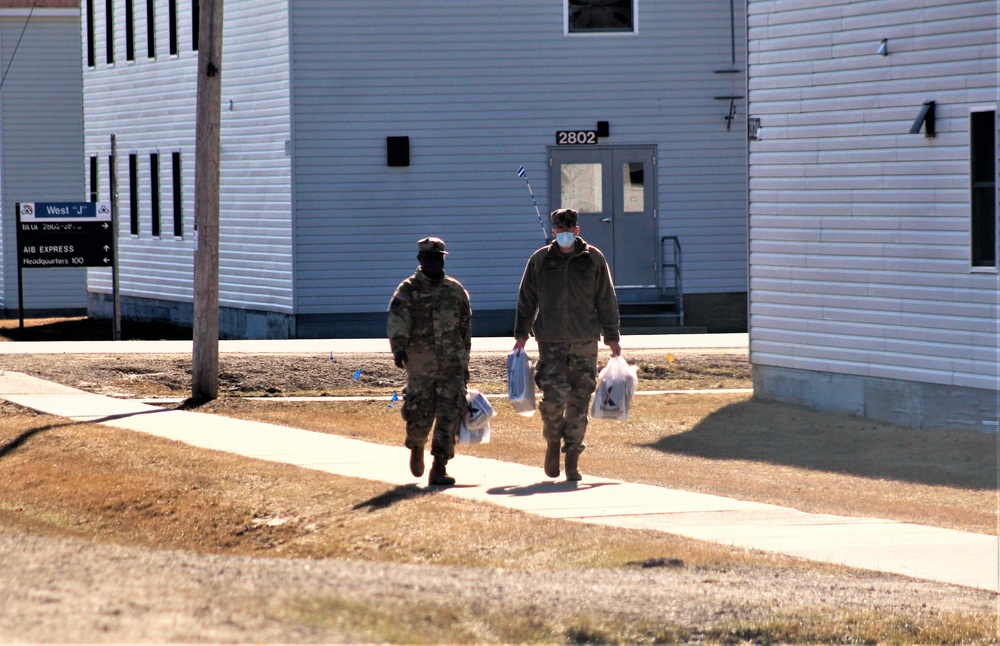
(352, 484, 440, 511)
(485, 481, 619, 497)
(646, 399, 997, 490)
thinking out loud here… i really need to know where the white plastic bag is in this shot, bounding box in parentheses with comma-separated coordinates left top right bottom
(459, 389, 496, 444)
(591, 355, 639, 421)
(507, 349, 536, 417)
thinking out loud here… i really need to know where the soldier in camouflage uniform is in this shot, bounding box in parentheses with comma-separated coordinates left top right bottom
(388, 237, 472, 486)
(513, 209, 620, 481)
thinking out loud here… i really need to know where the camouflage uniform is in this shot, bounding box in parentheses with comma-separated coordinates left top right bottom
(387, 256, 472, 461)
(514, 226, 619, 455)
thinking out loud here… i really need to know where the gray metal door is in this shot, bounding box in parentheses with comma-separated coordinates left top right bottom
(548, 146, 657, 287)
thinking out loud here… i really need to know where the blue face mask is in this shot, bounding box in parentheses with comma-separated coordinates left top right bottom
(555, 232, 576, 248)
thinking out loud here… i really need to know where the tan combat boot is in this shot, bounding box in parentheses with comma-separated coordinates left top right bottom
(544, 441, 561, 478)
(429, 456, 456, 486)
(565, 450, 582, 482)
(409, 447, 424, 477)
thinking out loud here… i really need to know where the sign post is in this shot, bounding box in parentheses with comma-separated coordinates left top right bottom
(15, 201, 115, 330)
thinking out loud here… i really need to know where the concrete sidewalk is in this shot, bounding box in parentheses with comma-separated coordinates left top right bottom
(0, 369, 996, 593)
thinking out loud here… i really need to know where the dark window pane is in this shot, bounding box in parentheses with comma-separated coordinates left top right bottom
(971, 111, 995, 184)
(146, 0, 155, 58)
(970, 111, 997, 268)
(105, 0, 114, 63)
(150, 153, 161, 238)
(569, 0, 634, 33)
(129, 154, 139, 235)
(192, 0, 199, 51)
(86, 0, 95, 66)
(89, 156, 98, 202)
(169, 0, 178, 55)
(125, 0, 134, 61)
(972, 187, 995, 266)
(172, 152, 183, 237)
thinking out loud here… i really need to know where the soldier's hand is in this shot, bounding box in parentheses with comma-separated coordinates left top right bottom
(393, 349, 408, 369)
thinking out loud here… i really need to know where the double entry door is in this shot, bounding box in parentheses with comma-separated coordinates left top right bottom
(548, 146, 658, 288)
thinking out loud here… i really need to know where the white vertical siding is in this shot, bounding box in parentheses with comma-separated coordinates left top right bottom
(748, 0, 1000, 391)
(289, 0, 748, 314)
(1, 11, 86, 312)
(82, 0, 293, 312)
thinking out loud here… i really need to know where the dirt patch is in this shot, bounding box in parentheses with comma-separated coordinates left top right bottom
(0, 349, 751, 398)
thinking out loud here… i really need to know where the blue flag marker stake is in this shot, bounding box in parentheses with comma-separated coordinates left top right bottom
(353, 368, 362, 381)
(518, 165, 550, 243)
(389, 391, 399, 409)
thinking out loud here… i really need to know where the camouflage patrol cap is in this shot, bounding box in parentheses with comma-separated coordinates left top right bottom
(417, 236, 448, 254)
(550, 208, 578, 228)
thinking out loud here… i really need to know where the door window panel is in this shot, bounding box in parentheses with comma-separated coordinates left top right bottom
(561, 163, 603, 213)
(623, 162, 644, 212)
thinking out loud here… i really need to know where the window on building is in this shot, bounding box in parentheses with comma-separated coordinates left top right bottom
(172, 152, 183, 237)
(86, 0, 95, 67)
(125, 0, 135, 61)
(971, 110, 997, 268)
(150, 153, 161, 237)
(192, 0, 199, 51)
(105, 0, 114, 64)
(169, 0, 178, 55)
(567, 0, 635, 34)
(129, 154, 139, 235)
(146, 0, 155, 58)
(561, 163, 603, 212)
(89, 156, 98, 202)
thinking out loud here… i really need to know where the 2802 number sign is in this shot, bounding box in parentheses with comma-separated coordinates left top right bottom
(555, 130, 598, 145)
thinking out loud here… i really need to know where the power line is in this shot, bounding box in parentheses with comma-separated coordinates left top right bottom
(0, 0, 41, 93)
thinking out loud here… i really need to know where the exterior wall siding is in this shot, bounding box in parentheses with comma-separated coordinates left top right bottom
(747, 0, 1000, 428)
(0, 10, 86, 314)
(289, 0, 748, 316)
(82, 0, 293, 315)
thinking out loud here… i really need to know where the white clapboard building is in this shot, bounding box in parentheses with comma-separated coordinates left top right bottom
(0, 0, 85, 317)
(81, 0, 749, 338)
(747, 0, 999, 431)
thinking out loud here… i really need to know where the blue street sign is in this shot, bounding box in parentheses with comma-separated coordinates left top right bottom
(19, 201, 112, 222)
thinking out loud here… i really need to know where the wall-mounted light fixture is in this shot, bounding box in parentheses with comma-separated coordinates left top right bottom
(877, 38, 888, 56)
(908, 100, 935, 138)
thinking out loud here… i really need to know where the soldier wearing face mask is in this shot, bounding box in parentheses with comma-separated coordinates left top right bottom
(513, 208, 621, 482)
(388, 237, 472, 486)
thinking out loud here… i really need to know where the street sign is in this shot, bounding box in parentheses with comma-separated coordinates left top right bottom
(17, 202, 115, 268)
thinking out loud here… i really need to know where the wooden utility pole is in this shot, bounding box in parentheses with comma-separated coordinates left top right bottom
(110, 134, 121, 341)
(191, 0, 224, 401)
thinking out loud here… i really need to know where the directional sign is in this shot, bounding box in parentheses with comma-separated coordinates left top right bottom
(17, 202, 115, 268)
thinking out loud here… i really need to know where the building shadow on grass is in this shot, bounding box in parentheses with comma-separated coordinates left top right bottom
(644, 399, 997, 490)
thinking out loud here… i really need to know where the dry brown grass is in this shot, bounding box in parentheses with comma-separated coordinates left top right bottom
(1, 390, 997, 643)
(199, 392, 998, 535)
(0, 401, 783, 570)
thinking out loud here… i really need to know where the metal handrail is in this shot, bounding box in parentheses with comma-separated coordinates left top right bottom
(660, 236, 684, 326)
